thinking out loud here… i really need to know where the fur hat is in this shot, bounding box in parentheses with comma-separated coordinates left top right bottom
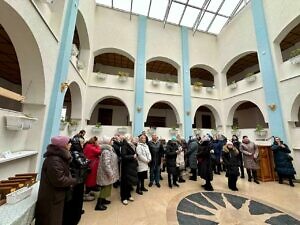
(227, 141, 233, 146)
(51, 136, 70, 148)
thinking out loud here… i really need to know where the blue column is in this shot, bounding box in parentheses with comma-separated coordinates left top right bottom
(251, 0, 287, 141)
(133, 16, 147, 137)
(39, 0, 79, 172)
(181, 27, 192, 140)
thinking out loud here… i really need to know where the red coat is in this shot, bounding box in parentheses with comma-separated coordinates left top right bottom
(84, 143, 101, 187)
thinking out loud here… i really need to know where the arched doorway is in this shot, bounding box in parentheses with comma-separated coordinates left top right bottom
(146, 58, 179, 83)
(190, 66, 215, 87)
(93, 51, 135, 78)
(0, 24, 22, 111)
(226, 52, 260, 85)
(279, 22, 300, 62)
(232, 102, 267, 129)
(193, 106, 216, 129)
(89, 98, 130, 126)
(145, 102, 178, 128)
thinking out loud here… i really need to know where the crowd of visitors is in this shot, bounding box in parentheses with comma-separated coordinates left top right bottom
(35, 129, 297, 225)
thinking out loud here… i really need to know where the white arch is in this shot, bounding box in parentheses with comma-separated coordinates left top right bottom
(226, 100, 268, 126)
(290, 93, 300, 122)
(274, 14, 300, 45)
(191, 104, 222, 127)
(65, 81, 83, 119)
(93, 48, 135, 63)
(145, 100, 181, 125)
(0, 2, 45, 104)
(190, 64, 218, 76)
(147, 56, 180, 71)
(221, 51, 258, 74)
(88, 96, 132, 122)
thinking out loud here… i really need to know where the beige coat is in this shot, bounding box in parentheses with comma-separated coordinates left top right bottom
(97, 144, 119, 186)
(240, 141, 260, 170)
(136, 142, 152, 172)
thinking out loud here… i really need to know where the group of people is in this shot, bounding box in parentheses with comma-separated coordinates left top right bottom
(34, 129, 297, 225)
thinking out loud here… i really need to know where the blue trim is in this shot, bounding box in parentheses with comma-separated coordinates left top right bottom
(39, 0, 79, 173)
(133, 16, 147, 136)
(181, 27, 192, 140)
(251, 0, 287, 141)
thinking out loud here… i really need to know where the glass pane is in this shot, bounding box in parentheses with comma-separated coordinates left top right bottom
(197, 12, 214, 31)
(189, 0, 206, 8)
(167, 2, 185, 24)
(208, 15, 227, 34)
(207, 0, 223, 13)
(132, 0, 151, 16)
(114, 0, 131, 11)
(219, 0, 240, 16)
(96, 0, 112, 7)
(149, 0, 169, 20)
(180, 7, 200, 28)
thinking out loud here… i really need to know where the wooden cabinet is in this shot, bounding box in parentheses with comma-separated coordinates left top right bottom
(257, 145, 276, 182)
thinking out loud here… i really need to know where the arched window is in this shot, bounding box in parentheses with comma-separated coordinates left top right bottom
(146, 59, 178, 83)
(280, 23, 300, 62)
(193, 106, 216, 129)
(190, 67, 214, 87)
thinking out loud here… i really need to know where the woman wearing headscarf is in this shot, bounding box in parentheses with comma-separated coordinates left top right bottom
(197, 135, 214, 191)
(136, 134, 152, 195)
(95, 136, 119, 210)
(120, 134, 138, 205)
(35, 136, 77, 225)
(222, 141, 240, 191)
(271, 137, 296, 187)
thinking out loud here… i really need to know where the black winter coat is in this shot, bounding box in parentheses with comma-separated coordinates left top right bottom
(222, 146, 240, 177)
(35, 145, 76, 225)
(148, 140, 164, 167)
(197, 141, 213, 181)
(70, 149, 91, 184)
(165, 140, 178, 175)
(271, 143, 296, 178)
(121, 140, 138, 185)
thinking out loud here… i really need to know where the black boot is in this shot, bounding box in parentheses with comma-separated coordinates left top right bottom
(95, 198, 107, 211)
(168, 173, 172, 188)
(289, 178, 295, 187)
(253, 170, 260, 184)
(103, 199, 111, 204)
(247, 169, 252, 182)
(178, 177, 186, 183)
(278, 176, 283, 184)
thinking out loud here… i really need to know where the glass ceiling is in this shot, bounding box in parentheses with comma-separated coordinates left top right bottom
(95, 0, 251, 35)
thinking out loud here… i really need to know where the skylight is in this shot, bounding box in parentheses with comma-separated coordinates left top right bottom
(95, 0, 251, 35)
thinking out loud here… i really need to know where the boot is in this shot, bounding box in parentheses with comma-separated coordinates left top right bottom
(278, 177, 283, 184)
(178, 177, 186, 183)
(289, 178, 295, 187)
(253, 170, 260, 184)
(247, 169, 252, 182)
(95, 198, 107, 211)
(168, 174, 172, 188)
(102, 199, 111, 205)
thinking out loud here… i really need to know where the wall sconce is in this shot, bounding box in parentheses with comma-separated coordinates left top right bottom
(60, 82, 69, 92)
(186, 111, 191, 116)
(268, 103, 277, 111)
(137, 106, 142, 112)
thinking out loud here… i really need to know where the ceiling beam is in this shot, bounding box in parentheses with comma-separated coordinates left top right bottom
(129, 0, 133, 20)
(163, 0, 173, 28)
(206, 0, 226, 32)
(192, 0, 211, 35)
(147, 0, 152, 17)
(178, 0, 190, 25)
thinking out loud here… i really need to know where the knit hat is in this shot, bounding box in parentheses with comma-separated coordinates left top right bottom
(171, 136, 177, 141)
(51, 135, 70, 148)
(227, 141, 233, 146)
(202, 135, 210, 142)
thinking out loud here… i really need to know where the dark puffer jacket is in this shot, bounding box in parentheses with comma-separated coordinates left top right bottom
(222, 145, 240, 177)
(121, 140, 138, 186)
(35, 145, 76, 225)
(271, 142, 296, 178)
(165, 140, 178, 175)
(187, 139, 198, 169)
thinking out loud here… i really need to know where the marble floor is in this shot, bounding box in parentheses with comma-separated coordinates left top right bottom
(79, 172, 300, 225)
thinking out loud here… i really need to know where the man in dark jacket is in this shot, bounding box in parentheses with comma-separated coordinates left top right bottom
(166, 137, 180, 188)
(148, 134, 164, 187)
(35, 136, 77, 225)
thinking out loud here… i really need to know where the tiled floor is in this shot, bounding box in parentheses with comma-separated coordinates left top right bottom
(79, 172, 300, 225)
